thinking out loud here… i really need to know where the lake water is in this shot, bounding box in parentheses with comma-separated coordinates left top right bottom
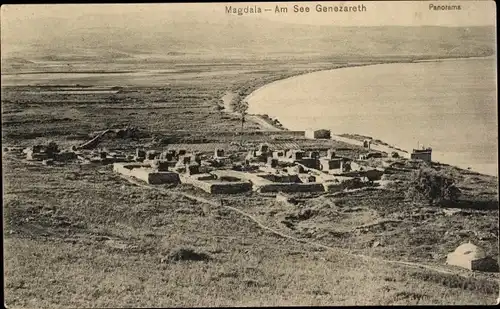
(247, 58, 498, 176)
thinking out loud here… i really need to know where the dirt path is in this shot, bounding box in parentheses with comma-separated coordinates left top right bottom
(245, 115, 281, 131)
(118, 173, 494, 280)
(331, 134, 408, 158)
(221, 91, 237, 114)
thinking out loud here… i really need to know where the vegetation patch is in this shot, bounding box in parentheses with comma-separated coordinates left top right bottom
(406, 167, 462, 206)
(164, 247, 212, 263)
(409, 271, 499, 294)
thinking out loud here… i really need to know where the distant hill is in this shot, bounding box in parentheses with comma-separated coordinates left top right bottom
(1, 11, 495, 64)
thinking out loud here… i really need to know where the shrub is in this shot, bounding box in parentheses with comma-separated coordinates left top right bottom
(405, 167, 461, 206)
(342, 177, 364, 190)
(165, 247, 211, 262)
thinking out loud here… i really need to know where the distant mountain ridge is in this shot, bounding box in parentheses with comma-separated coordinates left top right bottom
(1, 13, 495, 64)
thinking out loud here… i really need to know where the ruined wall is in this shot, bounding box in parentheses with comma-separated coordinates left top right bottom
(181, 175, 251, 194)
(194, 174, 218, 181)
(187, 178, 214, 193)
(305, 129, 331, 139)
(113, 163, 149, 177)
(210, 182, 252, 194)
(147, 172, 181, 185)
(323, 182, 343, 193)
(259, 174, 301, 183)
(26, 150, 49, 161)
(212, 170, 273, 187)
(258, 183, 325, 193)
(131, 168, 180, 184)
(55, 151, 77, 161)
(410, 152, 432, 162)
(471, 257, 499, 272)
(113, 163, 135, 176)
(297, 158, 320, 170)
(319, 158, 342, 171)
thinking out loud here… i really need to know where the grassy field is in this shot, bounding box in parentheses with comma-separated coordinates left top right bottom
(3, 155, 499, 307)
(2, 58, 499, 307)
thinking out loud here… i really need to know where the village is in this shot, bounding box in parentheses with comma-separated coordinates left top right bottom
(10, 128, 430, 195)
(6, 125, 498, 274)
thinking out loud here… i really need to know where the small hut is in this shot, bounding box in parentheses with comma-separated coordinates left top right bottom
(446, 242, 499, 272)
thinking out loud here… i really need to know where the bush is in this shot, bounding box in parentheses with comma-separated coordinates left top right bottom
(405, 167, 461, 205)
(342, 177, 364, 190)
(165, 247, 211, 262)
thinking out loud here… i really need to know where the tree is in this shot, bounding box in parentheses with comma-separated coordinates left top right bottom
(405, 167, 461, 205)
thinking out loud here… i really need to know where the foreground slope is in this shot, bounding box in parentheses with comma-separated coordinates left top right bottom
(3, 155, 499, 307)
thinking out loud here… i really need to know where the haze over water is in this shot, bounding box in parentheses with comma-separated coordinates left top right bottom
(247, 58, 497, 176)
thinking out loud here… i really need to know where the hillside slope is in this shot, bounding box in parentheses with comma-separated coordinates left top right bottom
(1, 10, 495, 63)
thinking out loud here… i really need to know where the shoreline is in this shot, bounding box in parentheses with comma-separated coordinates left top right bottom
(243, 55, 495, 107)
(230, 56, 497, 177)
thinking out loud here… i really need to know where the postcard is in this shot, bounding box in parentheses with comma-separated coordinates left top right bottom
(2, 1, 498, 307)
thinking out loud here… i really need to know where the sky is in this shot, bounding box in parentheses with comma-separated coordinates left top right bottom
(1, 1, 496, 27)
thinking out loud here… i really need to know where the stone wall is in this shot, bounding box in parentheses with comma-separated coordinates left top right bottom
(181, 174, 252, 194)
(323, 182, 344, 193)
(113, 163, 180, 184)
(258, 183, 325, 193)
(210, 182, 252, 194)
(211, 170, 273, 188)
(132, 168, 180, 184)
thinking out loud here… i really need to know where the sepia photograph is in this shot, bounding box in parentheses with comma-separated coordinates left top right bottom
(1, 1, 498, 307)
